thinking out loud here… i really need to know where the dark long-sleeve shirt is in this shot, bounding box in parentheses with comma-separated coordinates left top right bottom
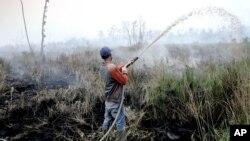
(100, 62, 128, 103)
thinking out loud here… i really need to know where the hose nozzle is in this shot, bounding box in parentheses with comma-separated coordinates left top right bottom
(126, 57, 139, 68)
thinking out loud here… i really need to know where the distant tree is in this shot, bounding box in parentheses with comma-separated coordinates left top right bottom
(20, 0, 33, 53)
(122, 21, 132, 46)
(108, 25, 118, 40)
(41, 0, 49, 56)
(122, 18, 147, 48)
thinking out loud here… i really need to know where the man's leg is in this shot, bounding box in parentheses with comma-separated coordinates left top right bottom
(111, 105, 126, 141)
(102, 107, 112, 130)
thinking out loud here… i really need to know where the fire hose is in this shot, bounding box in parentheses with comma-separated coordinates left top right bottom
(99, 15, 180, 140)
(99, 40, 165, 141)
(99, 58, 138, 141)
(99, 88, 125, 141)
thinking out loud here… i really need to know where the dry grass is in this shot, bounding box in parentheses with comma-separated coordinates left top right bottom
(0, 43, 249, 140)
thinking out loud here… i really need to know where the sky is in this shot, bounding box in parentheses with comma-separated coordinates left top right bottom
(0, 0, 250, 46)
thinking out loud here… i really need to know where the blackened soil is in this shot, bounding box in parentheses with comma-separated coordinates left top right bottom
(0, 68, 199, 141)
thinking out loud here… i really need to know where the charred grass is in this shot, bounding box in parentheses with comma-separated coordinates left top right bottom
(0, 44, 250, 141)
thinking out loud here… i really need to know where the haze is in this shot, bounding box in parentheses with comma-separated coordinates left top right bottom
(0, 0, 249, 46)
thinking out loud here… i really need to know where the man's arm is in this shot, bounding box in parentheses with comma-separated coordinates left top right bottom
(108, 64, 128, 85)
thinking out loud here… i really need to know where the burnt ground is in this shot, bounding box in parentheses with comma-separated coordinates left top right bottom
(0, 66, 197, 141)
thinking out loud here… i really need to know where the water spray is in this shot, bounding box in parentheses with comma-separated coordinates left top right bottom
(125, 12, 193, 67)
(126, 6, 243, 68)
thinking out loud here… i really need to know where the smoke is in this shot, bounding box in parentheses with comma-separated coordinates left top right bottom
(104, 7, 246, 73)
(0, 6, 247, 82)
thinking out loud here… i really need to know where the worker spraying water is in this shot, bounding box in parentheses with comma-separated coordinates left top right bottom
(99, 46, 134, 141)
(98, 6, 243, 141)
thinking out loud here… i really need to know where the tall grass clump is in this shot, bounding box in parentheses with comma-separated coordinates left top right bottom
(147, 57, 250, 140)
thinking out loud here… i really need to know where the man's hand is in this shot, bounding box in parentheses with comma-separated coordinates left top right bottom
(122, 66, 128, 74)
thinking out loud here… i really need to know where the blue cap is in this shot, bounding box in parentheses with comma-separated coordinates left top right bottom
(100, 46, 112, 59)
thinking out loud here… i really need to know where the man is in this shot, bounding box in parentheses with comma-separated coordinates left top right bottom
(99, 46, 131, 141)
